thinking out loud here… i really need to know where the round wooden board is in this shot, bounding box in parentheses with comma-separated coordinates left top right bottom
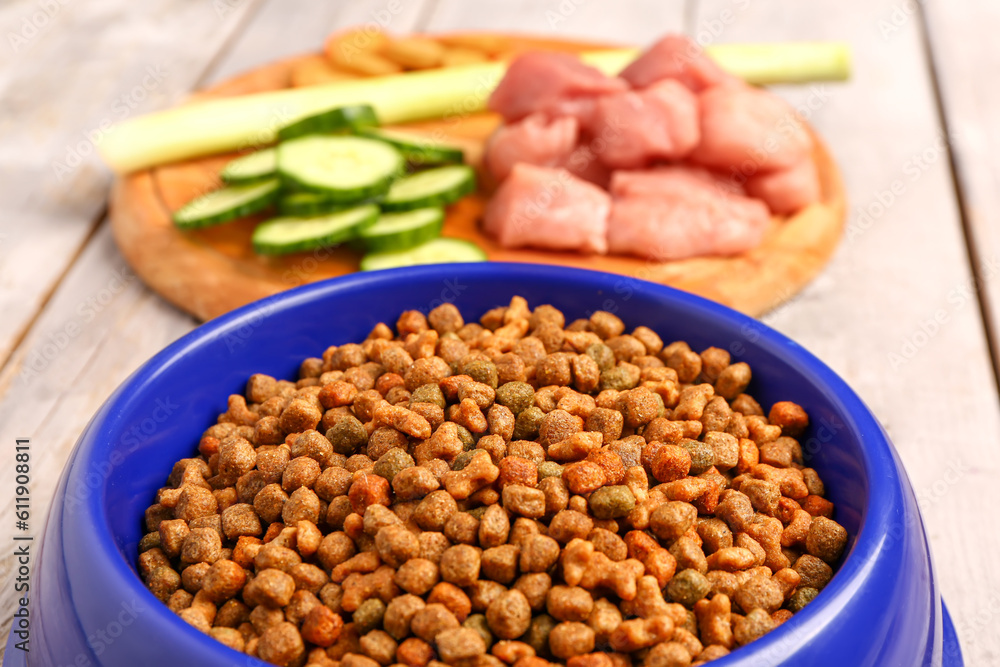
(110, 33, 846, 322)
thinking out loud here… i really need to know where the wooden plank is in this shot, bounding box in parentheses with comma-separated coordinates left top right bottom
(425, 0, 687, 43)
(0, 0, 432, 649)
(0, 0, 263, 368)
(922, 0, 1000, 379)
(690, 0, 1000, 663)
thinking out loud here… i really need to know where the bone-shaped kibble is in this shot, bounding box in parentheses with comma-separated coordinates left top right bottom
(442, 450, 500, 500)
(560, 538, 644, 601)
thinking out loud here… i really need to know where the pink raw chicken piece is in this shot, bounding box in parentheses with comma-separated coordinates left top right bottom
(483, 163, 610, 255)
(619, 34, 738, 92)
(487, 51, 627, 122)
(591, 79, 700, 169)
(745, 158, 822, 215)
(690, 84, 812, 173)
(484, 113, 579, 182)
(607, 167, 771, 260)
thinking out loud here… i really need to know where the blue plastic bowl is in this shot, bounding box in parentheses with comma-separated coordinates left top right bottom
(5, 264, 962, 666)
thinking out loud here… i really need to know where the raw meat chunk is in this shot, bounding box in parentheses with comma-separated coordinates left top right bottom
(483, 163, 611, 254)
(607, 167, 770, 260)
(690, 84, 812, 173)
(488, 51, 627, 122)
(619, 35, 738, 92)
(485, 113, 579, 182)
(591, 79, 700, 169)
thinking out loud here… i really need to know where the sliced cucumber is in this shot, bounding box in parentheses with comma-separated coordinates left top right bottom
(278, 135, 403, 202)
(359, 207, 445, 253)
(277, 104, 379, 141)
(173, 178, 280, 229)
(278, 191, 381, 217)
(380, 165, 477, 212)
(358, 127, 465, 166)
(360, 237, 487, 271)
(220, 148, 277, 184)
(252, 204, 380, 255)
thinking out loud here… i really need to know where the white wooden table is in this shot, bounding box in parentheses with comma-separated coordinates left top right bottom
(1, 0, 998, 663)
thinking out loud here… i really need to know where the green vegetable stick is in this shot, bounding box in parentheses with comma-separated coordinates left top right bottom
(98, 42, 850, 174)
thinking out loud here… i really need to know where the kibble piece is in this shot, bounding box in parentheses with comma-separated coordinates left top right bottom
(667, 569, 711, 607)
(258, 621, 305, 666)
(181, 527, 222, 565)
(201, 559, 247, 602)
(395, 559, 440, 595)
(353, 598, 388, 635)
(650, 502, 698, 543)
(806, 516, 848, 563)
(588, 486, 636, 520)
(245, 568, 296, 608)
(486, 589, 533, 639)
(437, 627, 487, 663)
(411, 603, 460, 643)
(302, 605, 345, 647)
(733, 608, 775, 646)
(794, 554, 834, 590)
(440, 544, 482, 587)
(546, 586, 594, 623)
(549, 622, 596, 660)
(787, 586, 820, 613)
(733, 575, 784, 614)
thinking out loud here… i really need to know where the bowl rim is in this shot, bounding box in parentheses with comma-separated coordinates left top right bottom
(74, 262, 902, 664)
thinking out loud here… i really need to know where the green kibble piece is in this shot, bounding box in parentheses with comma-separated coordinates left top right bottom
(588, 485, 636, 520)
(586, 343, 616, 371)
(410, 383, 446, 409)
(525, 614, 557, 658)
(353, 598, 386, 634)
(325, 416, 368, 455)
(463, 613, 493, 648)
(495, 381, 535, 415)
(598, 366, 637, 391)
(512, 406, 545, 441)
(455, 425, 475, 450)
(461, 359, 499, 390)
(787, 587, 820, 613)
(537, 461, 564, 479)
(452, 450, 477, 471)
(678, 439, 715, 475)
(373, 448, 414, 483)
(667, 569, 712, 607)
(139, 532, 160, 553)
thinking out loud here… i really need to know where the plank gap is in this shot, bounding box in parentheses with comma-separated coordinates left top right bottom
(413, 0, 443, 32)
(916, 1, 1000, 396)
(187, 0, 271, 89)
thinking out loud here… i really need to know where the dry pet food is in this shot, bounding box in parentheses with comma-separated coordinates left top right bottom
(139, 297, 848, 666)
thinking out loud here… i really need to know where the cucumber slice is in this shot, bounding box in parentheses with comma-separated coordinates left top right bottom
(278, 191, 380, 217)
(173, 178, 280, 229)
(359, 207, 445, 253)
(380, 165, 477, 212)
(277, 104, 378, 141)
(278, 135, 403, 201)
(358, 127, 465, 166)
(360, 237, 487, 271)
(252, 204, 380, 255)
(220, 148, 277, 184)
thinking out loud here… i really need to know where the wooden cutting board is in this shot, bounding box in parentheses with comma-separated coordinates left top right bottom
(109, 33, 846, 322)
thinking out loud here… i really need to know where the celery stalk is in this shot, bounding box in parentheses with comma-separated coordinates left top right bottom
(99, 42, 850, 174)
